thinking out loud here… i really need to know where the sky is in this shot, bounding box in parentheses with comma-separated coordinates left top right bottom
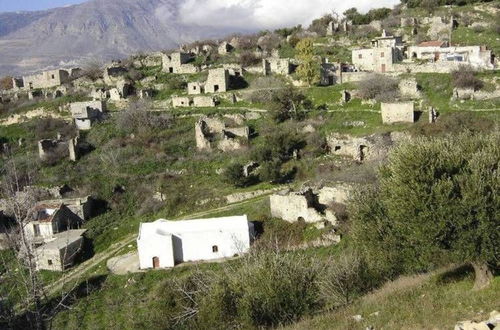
(1, 0, 401, 30)
(0, 0, 86, 12)
(175, 0, 401, 29)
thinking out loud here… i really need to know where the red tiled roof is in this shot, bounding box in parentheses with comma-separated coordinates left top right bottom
(418, 40, 446, 47)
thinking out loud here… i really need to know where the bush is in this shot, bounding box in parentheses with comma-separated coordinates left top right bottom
(319, 251, 369, 309)
(117, 100, 172, 134)
(268, 87, 311, 123)
(452, 66, 484, 90)
(239, 51, 260, 67)
(223, 162, 252, 187)
(81, 60, 103, 81)
(357, 74, 399, 102)
(0, 76, 13, 91)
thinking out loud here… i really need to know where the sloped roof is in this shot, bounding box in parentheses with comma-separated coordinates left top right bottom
(418, 40, 447, 47)
(137, 215, 250, 240)
(33, 203, 62, 223)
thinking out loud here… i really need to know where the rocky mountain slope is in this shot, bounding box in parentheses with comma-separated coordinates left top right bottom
(0, 0, 249, 76)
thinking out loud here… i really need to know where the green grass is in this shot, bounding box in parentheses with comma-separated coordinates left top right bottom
(286, 270, 500, 330)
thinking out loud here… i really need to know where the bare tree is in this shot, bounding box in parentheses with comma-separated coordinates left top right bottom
(0, 159, 87, 329)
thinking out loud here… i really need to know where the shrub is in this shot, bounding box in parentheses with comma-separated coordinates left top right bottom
(357, 74, 399, 102)
(452, 66, 484, 90)
(223, 162, 252, 187)
(0, 76, 13, 91)
(238, 51, 260, 67)
(117, 100, 172, 134)
(319, 250, 368, 309)
(81, 60, 104, 80)
(269, 87, 311, 123)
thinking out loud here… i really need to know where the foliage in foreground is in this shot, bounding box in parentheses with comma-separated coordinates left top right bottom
(350, 132, 499, 289)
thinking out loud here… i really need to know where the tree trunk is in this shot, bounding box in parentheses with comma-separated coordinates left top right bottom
(472, 261, 493, 290)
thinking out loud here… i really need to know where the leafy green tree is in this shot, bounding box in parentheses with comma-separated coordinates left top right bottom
(350, 133, 499, 289)
(223, 162, 251, 187)
(295, 38, 320, 87)
(268, 87, 310, 123)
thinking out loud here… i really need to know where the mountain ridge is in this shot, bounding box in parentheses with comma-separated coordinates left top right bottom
(0, 0, 251, 76)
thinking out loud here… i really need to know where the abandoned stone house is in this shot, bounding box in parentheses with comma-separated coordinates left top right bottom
(24, 202, 82, 244)
(34, 229, 86, 271)
(162, 52, 199, 74)
(320, 60, 341, 86)
(195, 116, 249, 152)
(41, 196, 95, 221)
(38, 136, 80, 162)
(218, 41, 234, 55)
(270, 188, 337, 225)
(23, 69, 71, 90)
(263, 58, 294, 76)
(103, 64, 128, 85)
(70, 101, 106, 130)
(352, 30, 405, 73)
(381, 102, 415, 124)
(407, 41, 494, 69)
(327, 133, 396, 162)
(172, 95, 217, 108)
(187, 68, 232, 95)
(137, 215, 254, 269)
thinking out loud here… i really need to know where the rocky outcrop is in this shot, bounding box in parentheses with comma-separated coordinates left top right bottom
(455, 311, 500, 330)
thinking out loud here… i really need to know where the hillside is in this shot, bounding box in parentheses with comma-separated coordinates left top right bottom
(0, 0, 498, 329)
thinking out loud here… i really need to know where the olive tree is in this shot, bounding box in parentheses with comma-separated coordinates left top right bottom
(350, 132, 499, 289)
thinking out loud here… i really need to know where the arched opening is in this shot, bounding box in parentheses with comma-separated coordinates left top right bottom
(212, 245, 219, 253)
(412, 52, 417, 59)
(297, 216, 305, 223)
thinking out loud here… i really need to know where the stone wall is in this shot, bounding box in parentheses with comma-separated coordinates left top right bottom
(263, 58, 292, 75)
(23, 70, 70, 89)
(381, 102, 415, 124)
(162, 52, 200, 74)
(205, 68, 229, 93)
(327, 133, 395, 162)
(172, 97, 191, 107)
(270, 188, 336, 224)
(399, 78, 420, 99)
(193, 96, 216, 107)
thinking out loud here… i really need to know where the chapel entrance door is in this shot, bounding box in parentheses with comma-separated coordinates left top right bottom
(152, 257, 160, 269)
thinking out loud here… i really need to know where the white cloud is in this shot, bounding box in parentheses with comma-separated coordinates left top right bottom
(176, 0, 400, 29)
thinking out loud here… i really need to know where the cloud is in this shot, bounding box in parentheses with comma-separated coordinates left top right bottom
(176, 0, 400, 29)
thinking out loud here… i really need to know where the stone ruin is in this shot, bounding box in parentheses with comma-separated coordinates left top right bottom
(381, 102, 415, 124)
(103, 63, 128, 85)
(38, 135, 81, 162)
(327, 133, 402, 162)
(187, 68, 230, 95)
(195, 116, 249, 152)
(109, 80, 134, 101)
(69, 101, 106, 130)
(263, 58, 295, 76)
(270, 188, 335, 224)
(320, 60, 341, 86)
(398, 78, 421, 99)
(218, 41, 234, 55)
(162, 52, 200, 74)
(172, 96, 217, 108)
